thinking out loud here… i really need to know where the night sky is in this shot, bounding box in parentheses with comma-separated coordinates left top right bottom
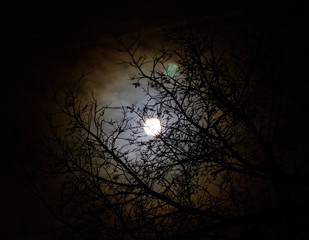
(1, 2, 309, 239)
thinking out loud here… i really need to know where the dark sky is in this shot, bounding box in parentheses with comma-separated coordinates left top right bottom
(0, 3, 221, 239)
(1, 1, 308, 239)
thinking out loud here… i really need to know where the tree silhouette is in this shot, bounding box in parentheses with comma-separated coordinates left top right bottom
(30, 21, 308, 240)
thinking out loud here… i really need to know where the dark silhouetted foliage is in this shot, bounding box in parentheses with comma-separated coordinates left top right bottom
(27, 16, 309, 240)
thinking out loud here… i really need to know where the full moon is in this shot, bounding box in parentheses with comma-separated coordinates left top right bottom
(144, 118, 162, 136)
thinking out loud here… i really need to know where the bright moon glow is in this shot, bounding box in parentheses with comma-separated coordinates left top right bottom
(144, 118, 162, 136)
(164, 63, 179, 78)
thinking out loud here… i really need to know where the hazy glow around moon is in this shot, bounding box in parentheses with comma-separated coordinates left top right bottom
(144, 118, 162, 136)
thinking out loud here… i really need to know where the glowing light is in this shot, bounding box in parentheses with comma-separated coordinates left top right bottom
(144, 118, 162, 136)
(164, 63, 179, 78)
